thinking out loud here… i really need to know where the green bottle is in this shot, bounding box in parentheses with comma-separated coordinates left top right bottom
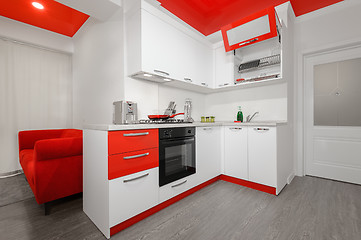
(237, 106, 243, 122)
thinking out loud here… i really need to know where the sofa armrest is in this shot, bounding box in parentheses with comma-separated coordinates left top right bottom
(34, 137, 83, 161)
(18, 129, 64, 152)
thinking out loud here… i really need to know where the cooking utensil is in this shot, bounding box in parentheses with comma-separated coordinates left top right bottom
(148, 113, 184, 120)
(164, 101, 176, 115)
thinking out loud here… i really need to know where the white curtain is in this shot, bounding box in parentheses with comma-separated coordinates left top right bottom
(0, 38, 73, 174)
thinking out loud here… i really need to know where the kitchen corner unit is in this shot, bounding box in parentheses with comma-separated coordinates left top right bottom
(83, 121, 293, 238)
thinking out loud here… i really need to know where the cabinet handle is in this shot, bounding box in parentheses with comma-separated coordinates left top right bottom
(123, 173, 149, 183)
(154, 70, 170, 76)
(203, 127, 213, 131)
(123, 152, 149, 160)
(171, 180, 187, 188)
(123, 132, 149, 137)
(254, 127, 270, 131)
(218, 83, 229, 87)
(201, 82, 208, 86)
(239, 38, 258, 47)
(184, 78, 193, 82)
(230, 127, 242, 130)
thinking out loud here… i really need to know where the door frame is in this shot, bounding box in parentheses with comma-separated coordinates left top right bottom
(296, 38, 361, 176)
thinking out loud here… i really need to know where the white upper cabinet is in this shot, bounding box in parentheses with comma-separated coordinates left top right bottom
(214, 46, 234, 88)
(125, 0, 213, 89)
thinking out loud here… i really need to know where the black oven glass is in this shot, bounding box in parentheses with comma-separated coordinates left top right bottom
(159, 127, 195, 186)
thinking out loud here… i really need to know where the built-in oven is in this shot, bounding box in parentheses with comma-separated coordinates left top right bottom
(159, 127, 195, 187)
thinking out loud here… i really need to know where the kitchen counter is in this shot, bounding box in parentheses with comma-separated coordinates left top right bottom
(84, 121, 287, 131)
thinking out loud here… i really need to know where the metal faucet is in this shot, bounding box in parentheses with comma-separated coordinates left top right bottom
(246, 112, 259, 122)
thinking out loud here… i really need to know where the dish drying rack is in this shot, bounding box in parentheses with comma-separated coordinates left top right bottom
(238, 54, 280, 73)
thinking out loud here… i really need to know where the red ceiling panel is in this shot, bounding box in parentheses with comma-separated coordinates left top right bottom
(0, 0, 89, 37)
(157, 0, 344, 36)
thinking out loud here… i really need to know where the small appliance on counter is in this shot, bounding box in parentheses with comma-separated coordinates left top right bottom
(113, 100, 138, 124)
(184, 98, 194, 123)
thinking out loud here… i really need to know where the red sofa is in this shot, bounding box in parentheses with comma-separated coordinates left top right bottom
(18, 129, 83, 213)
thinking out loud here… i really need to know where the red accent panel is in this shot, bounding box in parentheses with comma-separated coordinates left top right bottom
(110, 176, 220, 236)
(221, 7, 277, 52)
(108, 129, 158, 155)
(290, 0, 343, 16)
(219, 175, 276, 195)
(157, 0, 343, 36)
(0, 0, 89, 37)
(108, 147, 159, 180)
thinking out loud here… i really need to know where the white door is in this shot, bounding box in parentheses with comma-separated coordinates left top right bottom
(248, 127, 277, 187)
(304, 45, 361, 185)
(224, 126, 248, 180)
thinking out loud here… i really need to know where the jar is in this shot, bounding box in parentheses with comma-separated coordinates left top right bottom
(206, 117, 210, 122)
(201, 116, 205, 123)
(210, 116, 215, 122)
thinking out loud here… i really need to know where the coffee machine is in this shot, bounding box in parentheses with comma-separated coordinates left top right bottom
(113, 101, 138, 124)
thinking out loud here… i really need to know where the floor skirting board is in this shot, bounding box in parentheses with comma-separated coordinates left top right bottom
(0, 170, 23, 179)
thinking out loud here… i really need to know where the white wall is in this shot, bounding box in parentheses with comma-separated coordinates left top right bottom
(205, 83, 287, 122)
(72, 9, 124, 128)
(0, 16, 74, 53)
(294, 0, 361, 175)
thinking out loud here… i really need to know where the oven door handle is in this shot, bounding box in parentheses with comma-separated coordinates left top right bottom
(171, 180, 187, 188)
(123, 152, 149, 160)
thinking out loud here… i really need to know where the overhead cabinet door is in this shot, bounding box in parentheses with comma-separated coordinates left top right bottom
(221, 7, 278, 52)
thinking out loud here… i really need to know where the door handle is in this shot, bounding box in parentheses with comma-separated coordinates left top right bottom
(239, 38, 258, 47)
(123, 152, 149, 160)
(171, 180, 187, 188)
(254, 128, 269, 131)
(230, 127, 242, 130)
(123, 132, 149, 137)
(123, 173, 149, 183)
(154, 70, 170, 76)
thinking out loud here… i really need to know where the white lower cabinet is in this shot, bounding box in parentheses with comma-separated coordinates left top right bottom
(109, 168, 159, 227)
(248, 127, 277, 187)
(196, 127, 222, 184)
(159, 174, 197, 203)
(224, 126, 248, 180)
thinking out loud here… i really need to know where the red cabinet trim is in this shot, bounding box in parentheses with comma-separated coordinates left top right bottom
(221, 7, 278, 52)
(219, 174, 276, 195)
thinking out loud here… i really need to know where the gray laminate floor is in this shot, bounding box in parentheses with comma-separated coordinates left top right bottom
(1, 174, 361, 240)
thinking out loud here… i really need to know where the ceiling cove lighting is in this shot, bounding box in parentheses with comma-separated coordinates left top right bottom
(163, 78, 171, 82)
(143, 73, 153, 77)
(32, 2, 44, 9)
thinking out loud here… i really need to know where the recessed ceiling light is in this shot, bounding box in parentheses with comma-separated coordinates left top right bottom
(143, 73, 152, 77)
(32, 2, 44, 10)
(163, 78, 171, 82)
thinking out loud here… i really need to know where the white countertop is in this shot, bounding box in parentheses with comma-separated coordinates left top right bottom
(84, 121, 287, 131)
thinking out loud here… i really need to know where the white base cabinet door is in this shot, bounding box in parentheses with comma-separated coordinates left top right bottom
(248, 127, 277, 187)
(109, 168, 159, 227)
(224, 126, 248, 180)
(196, 127, 222, 184)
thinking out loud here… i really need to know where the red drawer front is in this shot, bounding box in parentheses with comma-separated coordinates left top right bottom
(108, 147, 159, 180)
(108, 129, 158, 155)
